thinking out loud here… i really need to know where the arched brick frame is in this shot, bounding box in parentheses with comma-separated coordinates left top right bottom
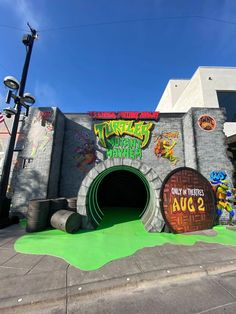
(77, 158, 165, 232)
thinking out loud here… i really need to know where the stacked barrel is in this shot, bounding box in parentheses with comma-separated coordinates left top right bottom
(26, 197, 81, 233)
(26, 199, 50, 232)
(66, 197, 77, 212)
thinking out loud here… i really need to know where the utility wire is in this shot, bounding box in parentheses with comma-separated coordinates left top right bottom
(38, 15, 236, 32)
(0, 24, 27, 32)
(1, 15, 236, 34)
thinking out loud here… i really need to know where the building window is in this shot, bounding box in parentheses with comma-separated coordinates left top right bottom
(217, 91, 236, 122)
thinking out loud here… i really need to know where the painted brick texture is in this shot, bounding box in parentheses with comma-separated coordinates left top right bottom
(11, 107, 63, 215)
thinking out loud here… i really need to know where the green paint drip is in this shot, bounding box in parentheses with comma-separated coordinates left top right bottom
(14, 208, 236, 271)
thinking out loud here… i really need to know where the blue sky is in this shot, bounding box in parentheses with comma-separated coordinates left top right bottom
(0, 0, 236, 113)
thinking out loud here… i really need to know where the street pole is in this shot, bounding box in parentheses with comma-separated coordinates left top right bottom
(0, 25, 37, 228)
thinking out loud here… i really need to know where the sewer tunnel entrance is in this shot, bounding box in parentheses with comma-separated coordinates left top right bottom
(86, 166, 150, 228)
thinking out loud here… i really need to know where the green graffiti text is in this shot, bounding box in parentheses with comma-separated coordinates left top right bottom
(106, 137, 142, 159)
(94, 120, 153, 148)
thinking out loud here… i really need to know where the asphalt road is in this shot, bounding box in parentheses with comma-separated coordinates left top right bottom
(68, 270, 236, 314)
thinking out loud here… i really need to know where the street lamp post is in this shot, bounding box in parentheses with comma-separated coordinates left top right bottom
(0, 24, 37, 228)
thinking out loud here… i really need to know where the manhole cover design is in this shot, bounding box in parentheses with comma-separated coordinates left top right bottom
(161, 167, 216, 233)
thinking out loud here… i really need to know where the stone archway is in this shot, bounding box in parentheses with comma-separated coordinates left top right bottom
(77, 158, 165, 232)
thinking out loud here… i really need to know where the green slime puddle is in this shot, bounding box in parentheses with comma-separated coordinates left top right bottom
(15, 208, 236, 271)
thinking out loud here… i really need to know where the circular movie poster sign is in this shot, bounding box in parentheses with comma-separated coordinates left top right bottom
(198, 115, 216, 131)
(161, 167, 216, 233)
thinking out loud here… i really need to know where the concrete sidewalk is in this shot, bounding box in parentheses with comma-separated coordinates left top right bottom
(0, 224, 236, 313)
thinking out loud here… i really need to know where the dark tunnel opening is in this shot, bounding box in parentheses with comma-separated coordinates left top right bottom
(86, 166, 151, 228)
(97, 170, 148, 219)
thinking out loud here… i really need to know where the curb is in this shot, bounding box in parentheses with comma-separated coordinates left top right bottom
(1, 259, 236, 313)
(68, 259, 236, 299)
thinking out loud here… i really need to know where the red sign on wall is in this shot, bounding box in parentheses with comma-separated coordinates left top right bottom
(161, 167, 216, 233)
(89, 111, 160, 121)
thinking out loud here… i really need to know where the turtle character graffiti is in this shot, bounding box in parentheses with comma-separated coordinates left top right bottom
(154, 131, 179, 165)
(210, 171, 235, 225)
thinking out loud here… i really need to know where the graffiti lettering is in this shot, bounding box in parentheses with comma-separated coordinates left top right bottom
(171, 187, 204, 197)
(117, 112, 140, 119)
(187, 188, 204, 197)
(198, 197, 206, 212)
(171, 188, 182, 195)
(89, 111, 160, 120)
(106, 137, 142, 159)
(172, 196, 206, 213)
(107, 147, 142, 159)
(94, 120, 153, 148)
(107, 137, 141, 148)
(89, 112, 117, 119)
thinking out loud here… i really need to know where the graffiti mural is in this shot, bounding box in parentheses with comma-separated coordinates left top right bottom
(73, 130, 97, 171)
(154, 131, 179, 165)
(209, 171, 235, 225)
(29, 109, 54, 157)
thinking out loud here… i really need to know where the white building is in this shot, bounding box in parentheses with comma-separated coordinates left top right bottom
(156, 67, 236, 137)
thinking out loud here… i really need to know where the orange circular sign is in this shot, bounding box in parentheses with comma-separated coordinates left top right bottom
(198, 115, 216, 131)
(161, 167, 216, 233)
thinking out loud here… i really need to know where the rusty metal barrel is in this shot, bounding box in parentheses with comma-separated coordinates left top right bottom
(26, 199, 50, 232)
(50, 210, 81, 233)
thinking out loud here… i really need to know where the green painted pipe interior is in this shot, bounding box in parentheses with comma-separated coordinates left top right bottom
(86, 165, 150, 228)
